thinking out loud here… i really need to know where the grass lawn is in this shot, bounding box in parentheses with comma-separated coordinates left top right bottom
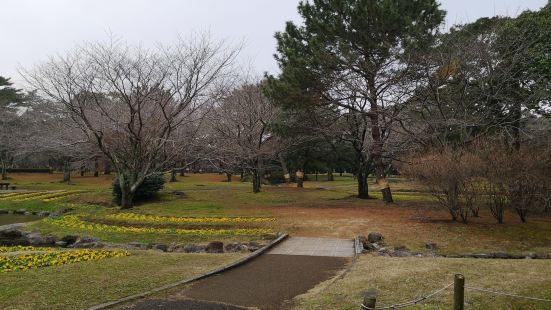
(0, 250, 244, 310)
(295, 256, 551, 310)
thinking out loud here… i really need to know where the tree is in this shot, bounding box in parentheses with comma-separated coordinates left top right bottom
(267, 0, 445, 199)
(0, 76, 27, 179)
(24, 35, 239, 208)
(208, 81, 282, 193)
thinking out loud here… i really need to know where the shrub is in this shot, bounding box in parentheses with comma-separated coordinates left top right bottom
(402, 148, 482, 223)
(112, 173, 165, 205)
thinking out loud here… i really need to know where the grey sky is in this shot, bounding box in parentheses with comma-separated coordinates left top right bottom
(2, 0, 547, 87)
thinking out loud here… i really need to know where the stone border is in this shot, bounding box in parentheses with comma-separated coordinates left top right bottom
(88, 232, 289, 310)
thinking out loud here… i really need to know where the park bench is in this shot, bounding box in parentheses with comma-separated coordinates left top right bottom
(0, 183, 10, 190)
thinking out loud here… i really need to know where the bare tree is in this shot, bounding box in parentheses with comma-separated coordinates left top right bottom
(24, 35, 239, 208)
(208, 79, 282, 193)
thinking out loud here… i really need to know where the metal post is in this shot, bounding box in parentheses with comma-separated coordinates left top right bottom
(454, 274, 465, 310)
(362, 289, 377, 309)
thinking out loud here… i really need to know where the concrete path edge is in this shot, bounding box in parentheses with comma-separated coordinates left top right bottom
(88, 233, 289, 310)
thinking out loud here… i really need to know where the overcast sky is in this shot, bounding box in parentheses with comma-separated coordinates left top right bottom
(2, 0, 547, 86)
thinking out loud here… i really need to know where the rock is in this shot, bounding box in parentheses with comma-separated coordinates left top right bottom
(24, 211, 32, 216)
(225, 243, 250, 253)
(206, 241, 224, 253)
(0, 224, 29, 246)
(72, 241, 105, 248)
(368, 232, 383, 243)
(48, 212, 63, 218)
(472, 253, 490, 259)
(365, 243, 380, 251)
(492, 252, 509, 259)
(55, 241, 68, 247)
(126, 242, 149, 250)
(37, 211, 50, 217)
(171, 190, 187, 197)
(61, 235, 80, 245)
(25, 232, 56, 246)
(391, 250, 413, 257)
(358, 236, 369, 249)
(247, 241, 261, 252)
(151, 243, 168, 252)
(14, 209, 27, 215)
(183, 244, 206, 253)
(425, 243, 438, 250)
(71, 236, 100, 248)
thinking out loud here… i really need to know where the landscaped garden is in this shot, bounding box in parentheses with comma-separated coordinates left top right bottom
(1, 172, 550, 309)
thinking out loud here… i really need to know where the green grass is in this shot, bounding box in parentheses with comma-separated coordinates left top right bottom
(0, 251, 244, 310)
(295, 256, 551, 310)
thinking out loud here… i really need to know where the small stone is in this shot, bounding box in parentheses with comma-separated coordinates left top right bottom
(368, 232, 383, 243)
(151, 243, 168, 252)
(24, 211, 32, 215)
(391, 250, 412, 257)
(61, 235, 80, 245)
(55, 241, 68, 247)
(183, 244, 206, 253)
(14, 209, 26, 215)
(25, 232, 56, 246)
(206, 241, 224, 253)
(425, 243, 438, 250)
(126, 242, 149, 250)
(37, 211, 50, 217)
(492, 252, 509, 259)
(358, 236, 369, 249)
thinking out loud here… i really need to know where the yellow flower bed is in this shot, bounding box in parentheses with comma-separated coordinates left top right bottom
(47, 216, 273, 236)
(0, 249, 130, 272)
(0, 190, 83, 202)
(0, 246, 55, 253)
(105, 213, 276, 224)
(0, 192, 39, 201)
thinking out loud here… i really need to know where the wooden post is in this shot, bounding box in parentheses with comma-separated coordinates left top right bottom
(362, 289, 377, 309)
(453, 274, 465, 310)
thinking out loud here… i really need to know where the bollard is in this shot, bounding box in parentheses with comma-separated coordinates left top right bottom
(453, 274, 465, 310)
(362, 289, 378, 309)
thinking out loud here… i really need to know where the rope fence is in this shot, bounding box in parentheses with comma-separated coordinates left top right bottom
(360, 274, 551, 310)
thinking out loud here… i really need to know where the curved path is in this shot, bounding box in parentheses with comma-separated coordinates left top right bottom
(124, 237, 354, 310)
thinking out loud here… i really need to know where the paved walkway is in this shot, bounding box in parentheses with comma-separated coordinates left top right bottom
(125, 237, 354, 310)
(267, 236, 354, 257)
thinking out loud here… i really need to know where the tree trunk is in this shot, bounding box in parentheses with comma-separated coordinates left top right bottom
(357, 170, 369, 199)
(180, 161, 186, 176)
(104, 161, 111, 175)
(252, 170, 261, 193)
(170, 169, 177, 182)
(226, 173, 232, 182)
(63, 160, 71, 183)
(367, 85, 393, 199)
(327, 169, 334, 181)
(120, 188, 134, 209)
(1, 160, 7, 180)
(381, 182, 393, 203)
(93, 158, 99, 177)
(296, 170, 304, 188)
(278, 153, 290, 184)
(118, 174, 136, 209)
